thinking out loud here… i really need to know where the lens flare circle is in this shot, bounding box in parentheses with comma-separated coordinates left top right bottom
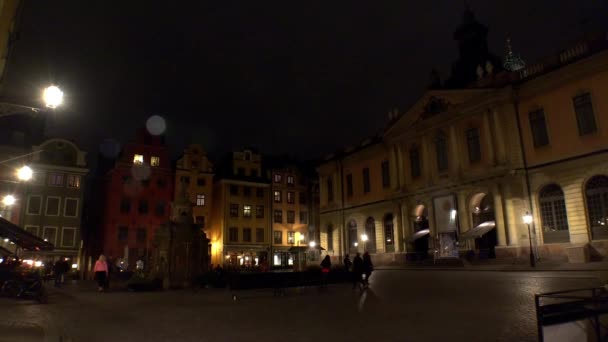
(146, 115, 166, 136)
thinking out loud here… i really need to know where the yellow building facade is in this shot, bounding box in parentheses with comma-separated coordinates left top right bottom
(319, 34, 608, 264)
(269, 165, 310, 268)
(174, 144, 214, 232)
(209, 150, 271, 267)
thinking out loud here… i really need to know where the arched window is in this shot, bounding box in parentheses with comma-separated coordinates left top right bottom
(384, 214, 395, 253)
(348, 220, 358, 253)
(471, 193, 494, 228)
(435, 131, 448, 172)
(326, 225, 334, 251)
(586, 175, 608, 240)
(365, 217, 376, 253)
(409, 145, 421, 178)
(539, 184, 570, 243)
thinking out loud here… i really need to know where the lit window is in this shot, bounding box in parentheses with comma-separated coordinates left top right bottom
(151, 156, 160, 166)
(287, 231, 295, 244)
(243, 205, 252, 218)
(133, 154, 144, 164)
(287, 175, 295, 185)
(67, 175, 81, 189)
(196, 194, 205, 206)
(274, 191, 282, 203)
(274, 173, 282, 183)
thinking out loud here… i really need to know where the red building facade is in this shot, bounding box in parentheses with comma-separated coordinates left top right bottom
(100, 129, 173, 268)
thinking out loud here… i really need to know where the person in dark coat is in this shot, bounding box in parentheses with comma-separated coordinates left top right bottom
(320, 255, 331, 288)
(352, 253, 364, 290)
(362, 251, 373, 287)
(343, 254, 352, 272)
(53, 260, 64, 287)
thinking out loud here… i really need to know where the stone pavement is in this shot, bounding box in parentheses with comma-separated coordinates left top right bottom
(378, 259, 608, 272)
(0, 319, 44, 342)
(5, 269, 606, 342)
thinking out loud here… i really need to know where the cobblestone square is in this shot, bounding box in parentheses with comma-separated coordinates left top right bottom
(4, 270, 606, 342)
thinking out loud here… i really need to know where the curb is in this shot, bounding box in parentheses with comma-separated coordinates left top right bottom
(374, 267, 608, 272)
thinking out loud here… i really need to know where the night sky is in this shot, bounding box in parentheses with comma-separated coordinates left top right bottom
(4, 0, 608, 162)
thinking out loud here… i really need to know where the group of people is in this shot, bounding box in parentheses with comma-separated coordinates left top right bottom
(344, 252, 373, 289)
(319, 251, 374, 290)
(52, 258, 70, 288)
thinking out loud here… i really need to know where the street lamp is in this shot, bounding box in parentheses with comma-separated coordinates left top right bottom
(523, 212, 536, 267)
(16, 166, 33, 181)
(309, 241, 316, 248)
(2, 195, 15, 206)
(361, 234, 368, 251)
(42, 85, 63, 109)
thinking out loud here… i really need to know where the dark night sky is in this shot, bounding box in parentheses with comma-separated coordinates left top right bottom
(4, 1, 608, 162)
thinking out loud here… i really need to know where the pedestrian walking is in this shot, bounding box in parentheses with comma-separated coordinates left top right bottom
(320, 255, 331, 288)
(362, 251, 373, 287)
(352, 253, 364, 290)
(94, 255, 109, 292)
(53, 259, 64, 288)
(343, 254, 352, 272)
(60, 258, 70, 284)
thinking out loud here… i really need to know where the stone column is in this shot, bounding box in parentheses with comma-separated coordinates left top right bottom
(502, 183, 520, 246)
(483, 110, 496, 165)
(457, 191, 471, 250)
(491, 109, 507, 165)
(492, 184, 507, 247)
(563, 182, 591, 244)
(426, 200, 436, 251)
(400, 202, 411, 253)
(421, 135, 434, 185)
(449, 126, 462, 179)
(389, 144, 400, 190)
(393, 202, 402, 253)
(396, 144, 406, 190)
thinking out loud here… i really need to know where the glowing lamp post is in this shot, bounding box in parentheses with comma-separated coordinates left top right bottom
(523, 212, 535, 267)
(43, 85, 63, 109)
(361, 234, 368, 251)
(2, 195, 16, 206)
(309, 241, 316, 248)
(16, 166, 33, 181)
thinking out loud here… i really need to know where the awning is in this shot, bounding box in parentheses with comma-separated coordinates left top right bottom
(0, 245, 13, 256)
(0, 217, 54, 251)
(459, 221, 496, 241)
(409, 229, 430, 242)
(288, 245, 326, 253)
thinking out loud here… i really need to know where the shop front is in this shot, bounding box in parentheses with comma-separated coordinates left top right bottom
(433, 195, 459, 259)
(223, 245, 268, 270)
(272, 247, 293, 269)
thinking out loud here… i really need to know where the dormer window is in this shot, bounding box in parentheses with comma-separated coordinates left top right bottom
(133, 154, 144, 165)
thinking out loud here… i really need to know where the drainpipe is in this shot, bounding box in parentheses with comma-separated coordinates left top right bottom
(269, 181, 273, 267)
(339, 159, 346, 259)
(512, 87, 539, 261)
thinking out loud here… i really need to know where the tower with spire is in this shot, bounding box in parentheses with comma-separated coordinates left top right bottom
(445, 5, 503, 88)
(503, 36, 526, 72)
